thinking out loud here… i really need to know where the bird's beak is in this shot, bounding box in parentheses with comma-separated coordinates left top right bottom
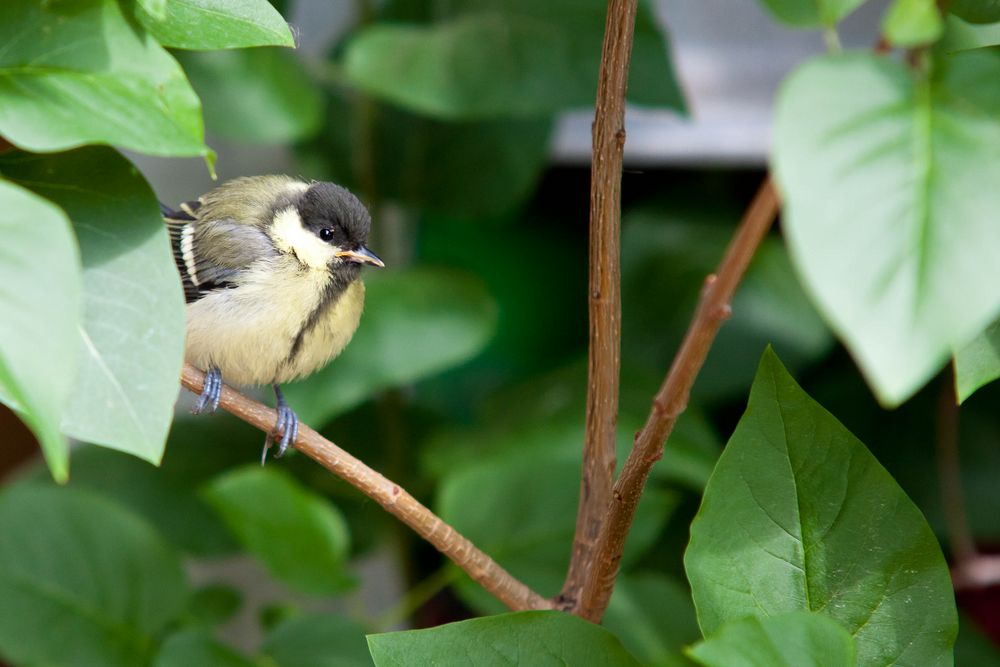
(336, 245, 385, 268)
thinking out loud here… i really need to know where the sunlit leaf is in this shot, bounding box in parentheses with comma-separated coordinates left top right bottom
(0, 0, 210, 161)
(685, 349, 957, 666)
(687, 612, 855, 667)
(0, 485, 188, 667)
(774, 51, 1000, 406)
(2, 148, 187, 465)
(367, 611, 641, 666)
(0, 180, 80, 481)
(884, 0, 944, 46)
(136, 0, 294, 50)
(204, 467, 353, 595)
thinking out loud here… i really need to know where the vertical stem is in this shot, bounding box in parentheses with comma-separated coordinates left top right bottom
(937, 370, 976, 564)
(574, 178, 779, 621)
(560, 0, 638, 608)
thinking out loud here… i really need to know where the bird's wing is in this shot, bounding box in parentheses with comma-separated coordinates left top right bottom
(162, 200, 276, 304)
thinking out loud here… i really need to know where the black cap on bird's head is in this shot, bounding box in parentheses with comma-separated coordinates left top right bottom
(298, 182, 384, 268)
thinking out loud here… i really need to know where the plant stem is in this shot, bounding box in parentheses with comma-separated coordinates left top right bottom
(180, 363, 554, 612)
(937, 370, 976, 565)
(574, 177, 780, 621)
(560, 0, 637, 610)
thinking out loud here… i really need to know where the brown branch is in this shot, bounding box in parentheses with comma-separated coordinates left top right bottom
(180, 363, 554, 612)
(574, 177, 780, 621)
(560, 0, 637, 610)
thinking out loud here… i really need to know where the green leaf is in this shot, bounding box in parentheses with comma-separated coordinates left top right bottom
(949, 0, 1000, 24)
(183, 585, 242, 628)
(437, 451, 677, 614)
(603, 573, 701, 667)
(342, 1, 685, 119)
(23, 443, 237, 556)
(936, 14, 1000, 51)
(203, 467, 353, 595)
(0, 484, 188, 667)
(1, 148, 187, 464)
(955, 318, 1000, 402)
(177, 48, 322, 144)
(262, 613, 372, 667)
(136, 0, 294, 49)
(154, 630, 255, 667)
(687, 612, 856, 667)
(955, 614, 1000, 666)
(367, 611, 641, 666)
(621, 211, 833, 401)
(757, 0, 868, 27)
(0, 180, 80, 481)
(884, 0, 944, 46)
(684, 349, 958, 666)
(0, 0, 210, 160)
(284, 268, 497, 427)
(773, 51, 1000, 406)
(300, 90, 554, 218)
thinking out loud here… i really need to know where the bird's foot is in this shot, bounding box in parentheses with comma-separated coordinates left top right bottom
(193, 367, 222, 414)
(262, 384, 298, 464)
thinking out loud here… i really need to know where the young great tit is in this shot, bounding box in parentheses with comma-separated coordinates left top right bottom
(162, 175, 384, 460)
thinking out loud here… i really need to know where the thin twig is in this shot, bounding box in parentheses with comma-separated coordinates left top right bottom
(937, 370, 977, 565)
(560, 0, 637, 610)
(575, 177, 780, 621)
(180, 363, 554, 612)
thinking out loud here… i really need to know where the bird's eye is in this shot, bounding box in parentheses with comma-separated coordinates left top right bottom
(319, 227, 334, 242)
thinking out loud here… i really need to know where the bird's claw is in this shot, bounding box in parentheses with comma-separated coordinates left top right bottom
(193, 367, 222, 414)
(262, 385, 298, 464)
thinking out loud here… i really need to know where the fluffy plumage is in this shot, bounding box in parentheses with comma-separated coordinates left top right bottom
(163, 176, 383, 457)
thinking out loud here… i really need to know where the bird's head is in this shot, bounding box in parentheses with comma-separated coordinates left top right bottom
(270, 181, 384, 275)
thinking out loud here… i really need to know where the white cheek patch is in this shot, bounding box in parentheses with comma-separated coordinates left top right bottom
(271, 207, 337, 270)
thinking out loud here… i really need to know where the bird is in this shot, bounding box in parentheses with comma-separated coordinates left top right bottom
(161, 176, 384, 461)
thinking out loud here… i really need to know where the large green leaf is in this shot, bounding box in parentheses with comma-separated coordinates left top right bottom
(603, 573, 701, 667)
(261, 614, 372, 667)
(685, 349, 957, 666)
(284, 268, 497, 427)
(0, 180, 80, 481)
(0, 0, 210, 160)
(758, 0, 868, 27)
(135, 0, 294, 49)
(367, 611, 641, 666)
(154, 630, 255, 667)
(203, 467, 353, 595)
(342, 0, 684, 119)
(954, 318, 1000, 402)
(177, 48, 322, 144)
(437, 450, 677, 614)
(687, 612, 855, 667)
(1, 148, 187, 465)
(773, 51, 1000, 406)
(0, 484, 188, 667)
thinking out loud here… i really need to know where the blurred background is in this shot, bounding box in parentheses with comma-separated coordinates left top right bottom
(4, 0, 999, 661)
